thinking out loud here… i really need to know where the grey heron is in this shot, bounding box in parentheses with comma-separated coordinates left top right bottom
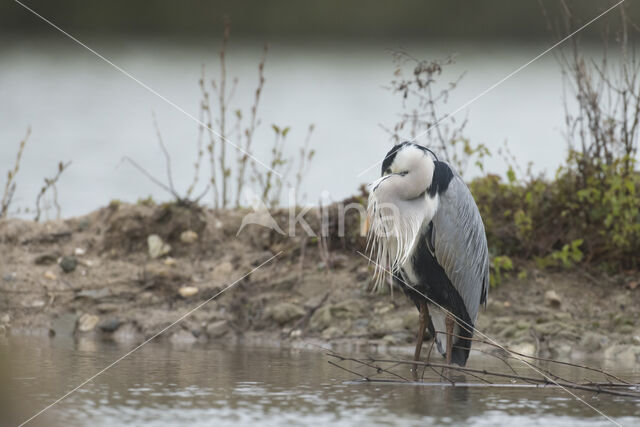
(366, 142, 489, 366)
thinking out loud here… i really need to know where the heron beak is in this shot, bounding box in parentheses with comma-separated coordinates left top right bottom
(362, 214, 371, 236)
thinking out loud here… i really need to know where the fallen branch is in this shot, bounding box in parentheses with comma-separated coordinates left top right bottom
(325, 349, 640, 398)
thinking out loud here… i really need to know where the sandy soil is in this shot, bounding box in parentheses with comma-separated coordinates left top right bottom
(1, 201, 639, 363)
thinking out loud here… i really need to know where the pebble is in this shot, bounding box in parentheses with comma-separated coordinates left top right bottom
(180, 230, 198, 244)
(52, 312, 78, 337)
(265, 302, 306, 326)
(147, 234, 171, 258)
(77, 313, 99, 332)
(206, 320, 229, 338)
(98, 318, 122, 332)
(44, 270, 57, 280)
(35, 253, 58, 265)
(544, 290, 562, 308)
(213, 261, 233, 278)
(163, 257, 177, 266)
(178, 286, 199, 298)
(59, 256, 78, 273)
(170, 329, 197, 345)
(74, 247, 86, 256)
(113, 323, 141, 343)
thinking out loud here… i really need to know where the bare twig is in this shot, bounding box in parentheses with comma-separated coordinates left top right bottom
(1, 127, 30, 218)
(34, 161, 71, 222)
(326, 350, 640, 398)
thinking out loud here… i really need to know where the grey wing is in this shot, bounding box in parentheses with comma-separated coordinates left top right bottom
(431, 172, 489, 323)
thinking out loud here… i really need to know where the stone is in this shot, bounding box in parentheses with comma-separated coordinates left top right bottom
(59, 256, 77, 273)
(544, 290, 562, 308)
(51, 312, 78, 337)
(76, 288, 110, 300)
(206, 320, 229, 338)
(43, 270, 57, 280)
(321, 326, 341, 340)
(213, 261, 234, 278)
(74, 247, 86, 256)
(34, 253, 59, 265)
(580, 332, 609, 352)
(77, 219, 90, 231)
(309, 305, 333, 331)
(147, 234, 171, 258)
(604, 344, 640, 365)
(372, 315, 404, 336)
(265, 302, 306, 326)
(163, 257, 177, 266)
(98, 318, 122, 332)
(170, 329, 197, 345)
(21, 299, 45, 308)
(180, 230, 198, 244)
(77, 313, 99, 332)
(113, 323, 141, 343)
(178, 286, 199, 298)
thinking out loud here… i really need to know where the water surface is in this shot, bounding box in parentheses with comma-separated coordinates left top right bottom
(3, 336, 639, 426)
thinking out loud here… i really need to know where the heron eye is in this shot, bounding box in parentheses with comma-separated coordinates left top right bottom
(399, 171, 409, 176)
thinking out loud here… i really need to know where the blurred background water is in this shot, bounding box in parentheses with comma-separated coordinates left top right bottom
(3, 1, 636, 217)
(1, 37, 576, 217)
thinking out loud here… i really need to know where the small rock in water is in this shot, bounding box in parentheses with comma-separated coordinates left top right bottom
(148, 234, 171, 258)
(74, 247, 86, 256)
(98, 318, 122, 332)
(178, 286, 199, 298)
(59, 256, 77, 273)
(180, 230, 198, 244)
(113, 323, 141, 343)
(544, 290, 562, 308)
(52, 312, 78, 337)
(77, 313, 100, 332)
(206, 320, 229, 338)
(170, 329, 197, 345)
(580, 331, 609, 352)
(43, 270, 57, 280)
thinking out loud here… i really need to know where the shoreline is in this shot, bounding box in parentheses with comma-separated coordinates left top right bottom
(1, 201, 639, 364)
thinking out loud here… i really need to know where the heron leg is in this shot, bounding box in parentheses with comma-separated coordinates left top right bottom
(413, 302, 429, 361)
(445, 313, 454, 365)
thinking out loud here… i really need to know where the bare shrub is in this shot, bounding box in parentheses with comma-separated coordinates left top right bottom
(1, 128, 30, 219)
(383, 51, 489, 176)
(34, 161, 71, 222)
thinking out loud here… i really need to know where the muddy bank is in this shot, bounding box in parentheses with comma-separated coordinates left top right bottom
(1, 202, 639, 363)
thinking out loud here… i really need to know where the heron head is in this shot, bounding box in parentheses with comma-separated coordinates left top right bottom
(365, 143, 439, 288)
(373, 142, 436, 202)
